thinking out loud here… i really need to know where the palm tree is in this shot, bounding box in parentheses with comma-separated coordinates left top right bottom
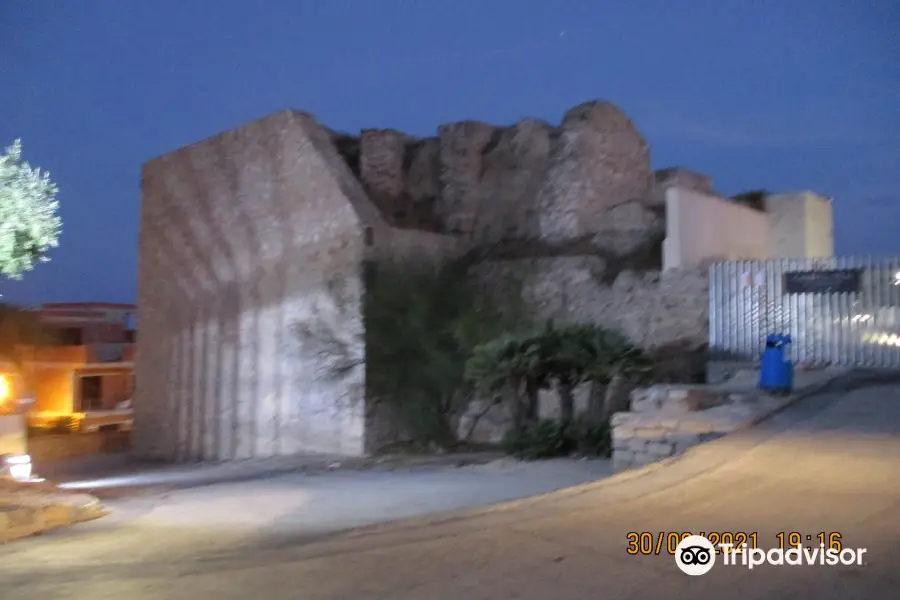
(512, 327, 561, 423)
(465, 333, 534, 428)
(466, 323, 657, 432)
(534, 321, 589, 426)
(577, 326, 654, 420)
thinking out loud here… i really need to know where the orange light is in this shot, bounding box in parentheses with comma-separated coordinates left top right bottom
(0, 375, 9, 403)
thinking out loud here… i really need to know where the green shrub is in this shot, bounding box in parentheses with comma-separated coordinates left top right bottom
(464, 331, 547, 427)
(290, 256, 526, 449)
(467, 321, 656, 429)
(502, 417, 612, 460)
(568, 419, 611, 457)
(502, 419, 575, 460)
(362, 258, 527, 447)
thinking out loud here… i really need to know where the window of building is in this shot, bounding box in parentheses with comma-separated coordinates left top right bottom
(79, 376, 103, 411)
(57, 327, 83, 345)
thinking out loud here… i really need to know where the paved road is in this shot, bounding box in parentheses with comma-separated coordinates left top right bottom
(2, 376, 899, 599)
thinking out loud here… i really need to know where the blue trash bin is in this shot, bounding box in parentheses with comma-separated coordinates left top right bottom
(760, 334, 793, 394)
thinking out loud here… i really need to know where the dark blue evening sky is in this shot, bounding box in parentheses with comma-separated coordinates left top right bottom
(1, 0, 898, 305)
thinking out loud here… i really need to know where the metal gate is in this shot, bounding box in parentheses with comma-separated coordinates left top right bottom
(709, 257, 900, 367)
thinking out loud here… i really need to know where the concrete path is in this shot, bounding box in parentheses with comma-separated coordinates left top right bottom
(67, 457, 615, 542)
(2, 374, 899, 599)
(36, 450, 509, 497)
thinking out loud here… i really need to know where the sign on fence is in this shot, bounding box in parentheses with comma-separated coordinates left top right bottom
(783, 269, 862, 295)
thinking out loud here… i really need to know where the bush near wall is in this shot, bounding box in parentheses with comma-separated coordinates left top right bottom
(501, 418, 612, 460)
(362, 257, 529, 449)
(466, 321, 655, 460)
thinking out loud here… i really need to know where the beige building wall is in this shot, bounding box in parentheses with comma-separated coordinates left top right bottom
(802, 192, 834, 258)
(764, 191, 834, 259)
(663, 187, 771, 270)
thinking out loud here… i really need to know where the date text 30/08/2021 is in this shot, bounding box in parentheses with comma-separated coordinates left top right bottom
(625, 532, 844, 556)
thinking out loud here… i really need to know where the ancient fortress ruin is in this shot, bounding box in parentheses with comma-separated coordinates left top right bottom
(135, 100, 715, 461)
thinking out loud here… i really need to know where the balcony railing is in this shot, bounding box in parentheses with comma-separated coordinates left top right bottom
(15, 343, 136, 364)
(28, 345, 89, 363)
(87, 343, 134, 363)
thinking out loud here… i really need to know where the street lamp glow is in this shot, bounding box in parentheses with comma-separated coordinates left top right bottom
(0, 374, 10, 403)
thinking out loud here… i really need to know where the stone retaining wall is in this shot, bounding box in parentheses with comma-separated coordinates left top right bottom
(611, 384, 747, 471)
(612, 368, 847, 471)
(611, 411, 730, 470)
(0, 495, 108, 543)
(1, 504, 102, 543)
(0, 477, 108, 543)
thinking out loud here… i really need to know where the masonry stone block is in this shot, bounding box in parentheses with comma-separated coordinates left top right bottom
(612, 441, 631, 455)
(633, 453, 659, 466)
(631, 385, 726, 415)
(536, 101, 652, 243)
(671, 417, 718, 436)
(665, 432, 701, 445)
(634, 427, 668, 438)
(629, 387, 664, 413)
(627, 438, 648, 452)
(646, 441, 674, 457)
(612, 426, 635, 440)
(359, 129, 414, 223)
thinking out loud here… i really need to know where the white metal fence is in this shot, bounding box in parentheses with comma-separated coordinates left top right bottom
(709, 257, 900, 367)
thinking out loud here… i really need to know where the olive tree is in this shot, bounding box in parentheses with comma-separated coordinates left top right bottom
(0, 139, 61, 280)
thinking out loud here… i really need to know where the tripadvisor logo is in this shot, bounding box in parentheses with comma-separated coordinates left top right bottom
(674, 535, 868, 575)
(675, 536, 716, 576)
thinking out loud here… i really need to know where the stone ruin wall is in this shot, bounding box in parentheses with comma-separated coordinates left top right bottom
(327, 100, 713, 447)
(136, 111, 375, 462)
(470, 260, 709, 373)
(136, 107, 473, 461)
(136, 98, 718, 459)
(456, 261, 708, 444)
(333, 101, 662, 245)
(329, 100, 711, 369)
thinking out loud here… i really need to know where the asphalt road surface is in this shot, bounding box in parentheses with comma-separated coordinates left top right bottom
(1, 375, 899, 599)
